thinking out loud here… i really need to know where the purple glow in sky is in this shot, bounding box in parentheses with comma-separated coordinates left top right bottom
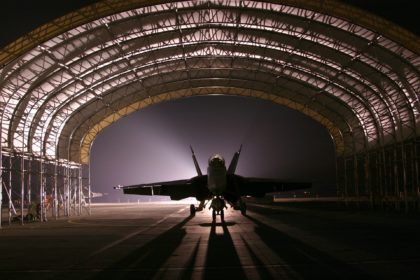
(90, 96, 336, 202)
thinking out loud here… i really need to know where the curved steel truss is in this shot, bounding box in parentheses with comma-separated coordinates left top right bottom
(1, 0, 419, 166)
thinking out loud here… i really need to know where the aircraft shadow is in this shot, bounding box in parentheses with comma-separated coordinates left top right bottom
(203, 221, 247, 279)
(89, 215, 194, 280)
(61, 209, 371, 280)
(244, 214, 371, 280)
(85, 217, 249, 280)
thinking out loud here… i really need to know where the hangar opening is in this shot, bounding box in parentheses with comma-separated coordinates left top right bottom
(89, 95, 336, 203)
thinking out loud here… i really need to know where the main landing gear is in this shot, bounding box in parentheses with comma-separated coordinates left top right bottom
(239, 200, 247, 216)
(190, 200, 206, 216)
(233, 199, 247, 215)
(190, 204, 196, 216)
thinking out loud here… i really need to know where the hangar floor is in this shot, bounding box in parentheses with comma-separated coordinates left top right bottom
(1, 202, 420, 279)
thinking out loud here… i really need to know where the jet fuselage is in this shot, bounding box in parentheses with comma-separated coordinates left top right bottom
(207, 154, 227, 195)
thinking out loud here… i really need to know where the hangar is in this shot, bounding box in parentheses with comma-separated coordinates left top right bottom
(0, 0, 419, 223)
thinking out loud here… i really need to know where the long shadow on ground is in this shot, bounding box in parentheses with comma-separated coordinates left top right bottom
(244, 214, 373, 280)
(88, 216, 194, 279)
(203, 221, 247, 279)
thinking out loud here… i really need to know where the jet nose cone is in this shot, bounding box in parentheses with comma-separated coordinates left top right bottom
(209, 154, 225, 167)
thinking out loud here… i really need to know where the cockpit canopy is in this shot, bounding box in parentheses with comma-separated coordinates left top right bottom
(208, 154, 225, 167)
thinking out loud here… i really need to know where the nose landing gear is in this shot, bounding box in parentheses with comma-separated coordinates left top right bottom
(210, 196, 227, 222)
(211, 209, 225, 222)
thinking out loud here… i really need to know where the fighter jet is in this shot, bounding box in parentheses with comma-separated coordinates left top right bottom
(115, 145, 310, 221)
(83, 186, 108, 199)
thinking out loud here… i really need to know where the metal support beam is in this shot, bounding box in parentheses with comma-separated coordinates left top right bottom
(353, 154, 359, 208)
(20, 154, 24, 225)
(393, 145, 400, 210)
(78, 165, 82, 216)
(0, 152, 2, 230)
(8, 156, 12, 225)
(365, 152, 373, 209)
(53, 161, 58, 220)
(64, 163, 69, 216)
(88, 163, 91, 215)
(401, 144, 408, 212)
(39, 158, 45, 222)
(414, 140, 420, 195)
(335, 156, 340, 198)
(27, 156, 31, 205)
(0, 124, 2, 228)
(343, 157, 348, 207)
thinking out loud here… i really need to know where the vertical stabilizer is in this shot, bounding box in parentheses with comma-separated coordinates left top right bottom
(227, 144, 242, 174)
(190, 145, 203, 176)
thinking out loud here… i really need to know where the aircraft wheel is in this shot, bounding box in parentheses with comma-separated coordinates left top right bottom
(240, 202, 247, 216)
(221, 209, 224, 222)
(212, 210, 216, 221)
(190, 204, 196, 216)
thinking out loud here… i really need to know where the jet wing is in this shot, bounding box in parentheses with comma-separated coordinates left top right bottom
(115, 176, 208, 200)
(237, 176, 311, 197)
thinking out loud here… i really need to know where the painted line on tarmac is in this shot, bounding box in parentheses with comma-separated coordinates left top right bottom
(90, 206, 188, 257)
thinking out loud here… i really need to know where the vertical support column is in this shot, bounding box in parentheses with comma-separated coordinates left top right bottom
(353, 154, 359, 208)
(415, 140, 420, 195)
(59, 161, 63, 217)
(60, 162, 64, 217)
(21, 124, 26, 225)
(69, 163, 72, 216)
(88, 163, 92, 215)
(414, 140, 420, 213)
(383, 148, 389, 202)
(78, 164, 82, 216)
(365, 152, 372, 209)
(20, 154, 25, 225)
(343, 157, 348, 207)
(39, 158, 45, 222)
(73, 166, 77, 215)
(70, 166, 75, 215)
(8, 155, 12, 225)
(384, 148, 389, 206)
(0, 145, 2, 230)
(392, 145, 399, 210)
(65, 163, 70, 216)
(63, 163, 67, 216)
(53, 161, 58, 220)
(378, 149, 384, 208)
(335, 157, 340, 197)
(27, 156, 31, 205)
(401, 143, 408, 212)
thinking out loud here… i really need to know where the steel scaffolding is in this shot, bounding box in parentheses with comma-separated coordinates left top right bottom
(336, 138, 420, 212)
(0, 152, 89, 225)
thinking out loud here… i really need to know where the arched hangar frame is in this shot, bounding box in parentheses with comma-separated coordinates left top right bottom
(0, 0, 419, 222)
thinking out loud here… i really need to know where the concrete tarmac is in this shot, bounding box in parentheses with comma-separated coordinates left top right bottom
(1, 202, 420, 279)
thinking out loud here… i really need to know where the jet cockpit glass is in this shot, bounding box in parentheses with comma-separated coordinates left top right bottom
(208, 154, 225, 167)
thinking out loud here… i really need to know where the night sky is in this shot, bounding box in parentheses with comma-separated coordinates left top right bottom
(1, 1, 418, 202)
